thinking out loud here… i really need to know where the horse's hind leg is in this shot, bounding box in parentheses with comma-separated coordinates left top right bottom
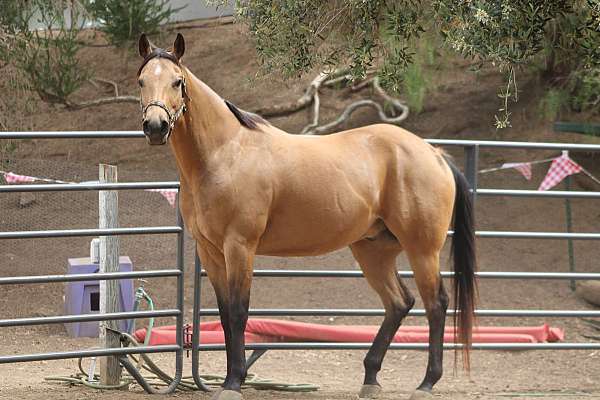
(350, 234, 415, 399)
(405, 249, 449, 400)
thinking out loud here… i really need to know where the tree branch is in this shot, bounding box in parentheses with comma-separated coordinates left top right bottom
(166, 16, 235, 31)
(252, 69, 346, 117)
(303, 76, 409, 135)
(65, 95, 139, 110)
(300, 82, 321, 134)
(252, 66, 408, 135)
(92, 78, 120, 97)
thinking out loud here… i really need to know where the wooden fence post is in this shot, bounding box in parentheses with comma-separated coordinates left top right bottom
(99, 163, 122, 385)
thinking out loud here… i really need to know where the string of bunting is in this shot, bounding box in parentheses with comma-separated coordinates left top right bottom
(479, 151, 600, 191)
(3, 150, 599, 204)
(0, 170, 178, 207)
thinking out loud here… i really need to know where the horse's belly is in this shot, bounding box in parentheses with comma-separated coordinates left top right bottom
(256, 201, 376, 256)
(257, 226, 366, 256)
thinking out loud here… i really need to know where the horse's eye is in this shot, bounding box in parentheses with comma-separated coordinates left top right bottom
(138, 79, 144, 88)
(173, 78, 182, 88)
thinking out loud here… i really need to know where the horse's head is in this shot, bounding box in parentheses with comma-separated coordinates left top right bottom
(137, 33, 187, 145)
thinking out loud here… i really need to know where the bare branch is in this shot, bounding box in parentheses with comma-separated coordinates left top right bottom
(166, 16, 235, 31)
(304, 100, 379, 135)
(303, 77, 409, 135)
(322, 73, 352, 87)
(92, 78, 120, 97)
(372, 77, 409, 120)
(252, 69, 346, 117)
(351, 77, 375, 92)
(300, 84, 321, 134)
(65, 95, 139, 110)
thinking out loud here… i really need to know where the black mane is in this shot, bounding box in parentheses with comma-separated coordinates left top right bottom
(225, 100, 268, 131)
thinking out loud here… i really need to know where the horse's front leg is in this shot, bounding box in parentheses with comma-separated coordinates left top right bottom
(196, 242, 234, 399)
(220, 236, 256, 399)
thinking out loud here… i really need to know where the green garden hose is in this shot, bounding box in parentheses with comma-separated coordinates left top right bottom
(45, 283, 318, 393)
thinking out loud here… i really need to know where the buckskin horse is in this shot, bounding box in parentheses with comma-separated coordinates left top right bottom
(136, 33, 477, 400)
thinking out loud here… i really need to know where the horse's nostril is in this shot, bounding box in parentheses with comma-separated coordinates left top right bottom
(160, 120, 169, 134)
(142, 120, 150, 133)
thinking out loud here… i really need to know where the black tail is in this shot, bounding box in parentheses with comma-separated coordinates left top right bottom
(446, 160, 478, 370)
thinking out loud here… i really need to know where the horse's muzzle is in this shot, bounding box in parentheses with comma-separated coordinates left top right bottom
(143, 118, 170, 145)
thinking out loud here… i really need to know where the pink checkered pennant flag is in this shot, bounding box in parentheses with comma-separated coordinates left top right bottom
(502, 162, 532, 180)
(538, 152, 582, 191)
(2, 171, 37, 184)
(145, 189, 178, 207)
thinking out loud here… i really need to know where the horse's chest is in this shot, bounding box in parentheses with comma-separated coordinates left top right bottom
(186, 180, 268, 244)
(186, 197, 228, 243)
(179, 184, 225, 244)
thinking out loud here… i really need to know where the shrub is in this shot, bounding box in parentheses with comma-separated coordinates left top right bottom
(0, 0, 89, 104)
(84, 0, 182, 48)
(539, 88, 568, 121)
(569, 68, 600, 114)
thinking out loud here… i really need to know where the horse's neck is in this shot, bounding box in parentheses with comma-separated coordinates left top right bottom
(169, 67, 239, 184)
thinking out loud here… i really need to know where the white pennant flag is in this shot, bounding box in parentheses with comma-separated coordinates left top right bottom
(501, 162, 532, 180)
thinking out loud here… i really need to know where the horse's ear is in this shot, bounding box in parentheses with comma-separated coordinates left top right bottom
(174, 33, 185, 60)
(139, 33, 155, 58)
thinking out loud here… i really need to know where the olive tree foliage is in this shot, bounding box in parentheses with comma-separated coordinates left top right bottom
(211, 0, 600, 128)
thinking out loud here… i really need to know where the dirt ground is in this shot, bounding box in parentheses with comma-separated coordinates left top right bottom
(2, 20, 600, 400)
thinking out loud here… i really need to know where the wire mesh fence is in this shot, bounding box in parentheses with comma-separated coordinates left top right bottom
(0, 157, 182, 325)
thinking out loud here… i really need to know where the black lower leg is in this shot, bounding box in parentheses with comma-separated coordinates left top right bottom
(363, 316, 403, 385)
(223, 294, 250, 391)
(364, 294, 415, 385)
(417, 285, 449, 392)
(216, 295, 233, 387)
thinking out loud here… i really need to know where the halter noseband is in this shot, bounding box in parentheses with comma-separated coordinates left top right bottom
(141, 88, 187, 133)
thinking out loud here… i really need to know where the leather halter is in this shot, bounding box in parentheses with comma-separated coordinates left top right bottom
(140, 77, 188, 134)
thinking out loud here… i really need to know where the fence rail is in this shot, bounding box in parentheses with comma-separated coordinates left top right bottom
(2, 131, 600, 394)
(195, 308, 600, 318)
(0, 269, 181, 285)
(4, 131, 600, 150)
(197, 342, 600, 351)
(212, 269, 600, 280)
(0, 309, 181, 328)
(0, 226, 182, 239)
(0, 182, 180, 192)
(0, 345, 180, 364)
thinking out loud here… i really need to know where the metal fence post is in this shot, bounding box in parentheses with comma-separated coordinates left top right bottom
(565, 176, 576, 291)
(98, 164, 122, 386)
(192, 252, 211, 391)
(171, 199, 186, 387)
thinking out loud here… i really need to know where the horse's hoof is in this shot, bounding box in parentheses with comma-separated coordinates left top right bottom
(210, 388, 224, 400)
(217, 390, 243, 400)
(358, 384, 382, 399)
(409, 390, 433, 400)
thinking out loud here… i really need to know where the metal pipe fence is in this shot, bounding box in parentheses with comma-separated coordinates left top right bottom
(1, 131, 600, 391)
(0, 132, 187, 387)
